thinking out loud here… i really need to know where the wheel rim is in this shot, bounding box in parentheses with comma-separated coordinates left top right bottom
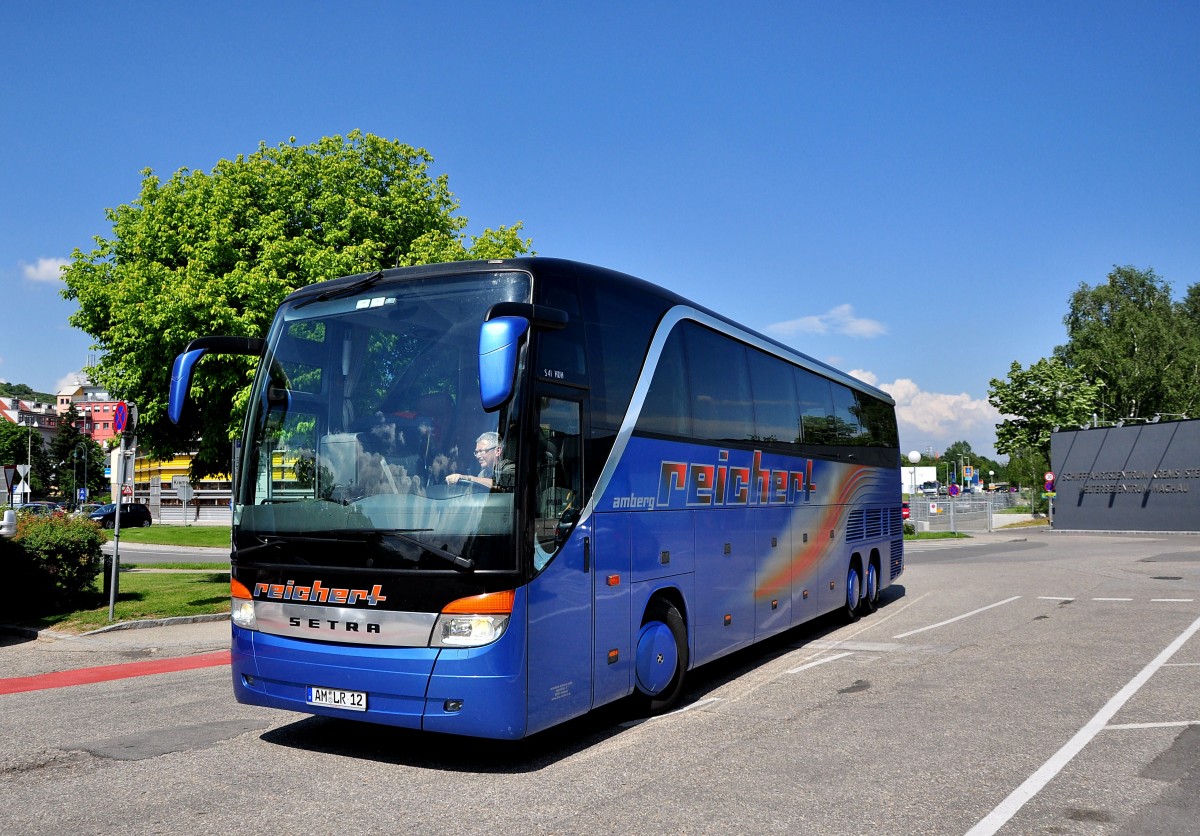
(846, 566, 860, 610)
(635, 621, 680, 696)
(866, 563, 878, 602)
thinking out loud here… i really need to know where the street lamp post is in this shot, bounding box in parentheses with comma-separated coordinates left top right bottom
(18, 418, 38, 503)
(74, 441, 89, 509)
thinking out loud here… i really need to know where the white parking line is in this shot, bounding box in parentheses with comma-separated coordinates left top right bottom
(787, 652, 853, 674)
(965, 611, 1200, 836)
(1106, 720, 1200, 730)
(892, 596, 1022, 639)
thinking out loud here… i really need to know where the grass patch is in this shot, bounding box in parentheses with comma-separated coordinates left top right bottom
(905, 531, 972, 540)
(126, 562, 230, 570)
(116, 526, 230, 549)
(24, 571, 231, 634)
(996, 518, 1051, 528)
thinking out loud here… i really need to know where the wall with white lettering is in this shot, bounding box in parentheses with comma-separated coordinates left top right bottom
(1051, 419, 1200, 531)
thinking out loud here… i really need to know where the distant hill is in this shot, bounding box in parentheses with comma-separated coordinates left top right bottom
(0, 381, 55, 402)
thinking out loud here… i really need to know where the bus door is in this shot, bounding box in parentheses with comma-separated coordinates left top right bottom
(524, 393, 592, 734)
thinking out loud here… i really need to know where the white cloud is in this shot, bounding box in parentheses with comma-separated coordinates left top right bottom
(853, 371, 1003, 459)
(21, 257, 69, 283)
(55, 371, 91, 393)
(765, 304, 886, 339)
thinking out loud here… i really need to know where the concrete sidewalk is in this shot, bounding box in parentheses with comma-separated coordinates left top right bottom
(0, 616, 231, 680)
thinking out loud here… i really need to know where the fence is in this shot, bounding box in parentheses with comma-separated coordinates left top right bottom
(907, 491, 1027, 533)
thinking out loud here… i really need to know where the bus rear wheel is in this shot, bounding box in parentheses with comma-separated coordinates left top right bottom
(633, 600, 688, 714)
(843, 561, 862, 623)
(858, 559, 880, 616)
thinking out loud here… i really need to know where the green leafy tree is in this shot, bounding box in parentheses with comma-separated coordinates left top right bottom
(989, 358, 1100, 464)
(1006, 446, 1051, 514)
(1054, 265, 1196, 420)
(0, 420, 50, 500)
(62, 131, 532, 476)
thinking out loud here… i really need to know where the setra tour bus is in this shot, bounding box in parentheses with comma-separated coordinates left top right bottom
(168, 257, 903, 739)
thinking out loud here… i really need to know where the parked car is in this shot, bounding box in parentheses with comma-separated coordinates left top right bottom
(73, 502, 102, 517)
(901, 501, 910, 520)
(17, 501, 62, 517)
(88, 502, 153, 529)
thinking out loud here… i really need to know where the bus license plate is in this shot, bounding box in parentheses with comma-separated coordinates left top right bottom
(307, 685, 367, 712)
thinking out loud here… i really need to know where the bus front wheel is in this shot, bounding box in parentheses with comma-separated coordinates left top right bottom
(633, 600, 688, 714)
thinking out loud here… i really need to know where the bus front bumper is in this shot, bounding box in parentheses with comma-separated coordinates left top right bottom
(231, 624, 528, 739)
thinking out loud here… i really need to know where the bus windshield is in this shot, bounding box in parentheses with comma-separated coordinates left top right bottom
(234, 270, 531, 572)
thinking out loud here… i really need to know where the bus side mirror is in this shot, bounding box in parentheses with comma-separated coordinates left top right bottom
(167, 336, 266, 424)
(168, 348, 208, 424)
(479, 316, 530, 411)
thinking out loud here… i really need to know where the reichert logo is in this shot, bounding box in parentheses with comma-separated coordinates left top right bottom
(657, 449, 817, 508)
(254, 580, 387, 606)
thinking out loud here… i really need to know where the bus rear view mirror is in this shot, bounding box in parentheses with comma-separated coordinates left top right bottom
(479, 303, 567, 411)
(479, 316, 530, 411)
(167, 336, 265, 424)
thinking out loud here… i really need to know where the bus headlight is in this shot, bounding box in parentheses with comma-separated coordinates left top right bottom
(433, 613, 510, 647)
(431, 590, 515, 648)
(232, 597, 257, 630)
(231, 578, 257, 630)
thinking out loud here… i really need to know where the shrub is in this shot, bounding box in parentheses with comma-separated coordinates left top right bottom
(10, 513, 107, 615)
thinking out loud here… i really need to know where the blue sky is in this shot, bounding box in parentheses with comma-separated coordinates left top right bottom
(2, 2, 1198, 460)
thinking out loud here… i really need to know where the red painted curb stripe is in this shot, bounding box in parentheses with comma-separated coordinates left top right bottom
(0, 650, 231, 695)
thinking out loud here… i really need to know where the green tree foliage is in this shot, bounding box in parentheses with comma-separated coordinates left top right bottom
(0, 382, 53, 400)
(1054, 265, 1199, 420)
(988, 358, 1100, 463)
(61, 131, 532, 476)
(1005, 446, 1052, 513)
(0, 420, 50, 498)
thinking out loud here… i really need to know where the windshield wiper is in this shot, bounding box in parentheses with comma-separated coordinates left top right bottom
(236, 530, 473, 570)
(294, 270, 385, 309)
(377, 530, 474, 570)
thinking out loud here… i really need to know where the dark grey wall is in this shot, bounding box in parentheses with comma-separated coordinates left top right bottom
(1050, 419, 1200, 531)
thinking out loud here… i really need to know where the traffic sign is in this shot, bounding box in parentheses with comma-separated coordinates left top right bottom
(1044, 471, 1055, 482)
(114, 402, 128, 434)
(121, 485, 133, 497)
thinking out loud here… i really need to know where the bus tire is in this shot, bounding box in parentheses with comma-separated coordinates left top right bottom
(858, 558, 880, 616)
(843, 560, 862, 623)
(633, 600, 688, 714)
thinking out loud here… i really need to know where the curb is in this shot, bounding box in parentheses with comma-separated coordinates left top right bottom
(1, 612, 230, 642)
(80, 612, 230, 634)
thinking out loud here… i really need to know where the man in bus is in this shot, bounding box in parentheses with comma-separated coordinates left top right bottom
(447, 431, 514, 491)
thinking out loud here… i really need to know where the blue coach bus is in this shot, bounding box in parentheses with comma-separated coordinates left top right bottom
(168, 257, 903, 739)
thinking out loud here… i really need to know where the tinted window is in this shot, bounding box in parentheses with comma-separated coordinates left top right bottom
(535, 277, 587, 387)
(748, 347, 800, 445)
(685, 324, 755, 442)
(832, 383, 864, 444)
(587, 284, 665, 431)
(796, 367, 835, 444)
(637, 326, 691, 436)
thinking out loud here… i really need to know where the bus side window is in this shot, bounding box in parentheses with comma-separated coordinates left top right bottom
(534, 396, 583, 569)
